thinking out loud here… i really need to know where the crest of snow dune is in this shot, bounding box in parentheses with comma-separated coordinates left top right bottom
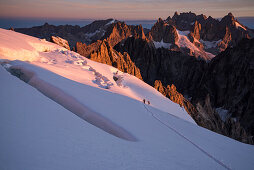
(0, 29, 66, 62)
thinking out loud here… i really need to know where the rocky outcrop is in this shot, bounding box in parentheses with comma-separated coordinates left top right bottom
(154, 80, 198, 118)
(217, 26, 232, 52)
(76, 39, 142, 80)
(76, 41, 103, 58)
(170, 11, 197, 30)
(90, 40, 142, 79)
(50, 36, 70, 50)
(189, 21, 201, 41)
(149, 18, 178, 44)
(102, 21, 146, 47)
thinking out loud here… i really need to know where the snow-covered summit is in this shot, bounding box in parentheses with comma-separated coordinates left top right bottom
(0, 28, 254, 170)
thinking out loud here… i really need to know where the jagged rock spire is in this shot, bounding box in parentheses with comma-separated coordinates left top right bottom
(227, 12, 234, 17)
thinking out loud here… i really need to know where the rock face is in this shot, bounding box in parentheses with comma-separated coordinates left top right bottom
(76, 40, 142, 80)
(189, 21, 201, 41)
(154, 80, 198, 118)
(115, 36, 254, 144)
(217, 26, 232, 52)
(50, 36, 70, 50)
(102, 21, 146, 47)
(149, 18, 178, 44)
(75, 41, 103, 58)
(170, 11, 198, 30)
(195, 38, 254, 144)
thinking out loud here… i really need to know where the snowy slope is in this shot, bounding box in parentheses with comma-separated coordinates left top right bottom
(235, 21, 247, 31)
(1, 28, 254, 170)
(0, 28, 194, 124)
(176, 30, 215, 60)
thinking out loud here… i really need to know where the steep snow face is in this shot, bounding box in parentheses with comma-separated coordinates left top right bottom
(235, 21, 247, 31)
(1, 28, 254, 170)
(177, 30, 198, 50)
(176, 30, 215, 60)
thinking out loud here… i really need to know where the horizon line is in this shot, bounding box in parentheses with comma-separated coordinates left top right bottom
(1, 16, 254, 21)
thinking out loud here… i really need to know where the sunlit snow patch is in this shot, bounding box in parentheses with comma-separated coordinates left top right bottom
(235, 22, 247, 31)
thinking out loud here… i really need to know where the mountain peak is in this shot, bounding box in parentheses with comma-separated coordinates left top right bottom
(157, 18, 164, 23)
(223, 12, 235, 21)
(197, 14, 207, 21)
(173, 11, 179, 17)
(227, 12, 234, 17)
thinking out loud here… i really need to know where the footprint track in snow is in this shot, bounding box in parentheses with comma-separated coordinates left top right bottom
(45, 49, 115, 89)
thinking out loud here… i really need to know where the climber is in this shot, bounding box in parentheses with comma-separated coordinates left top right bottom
(143, 99, 146, 104)
(148, 101, 150, 105)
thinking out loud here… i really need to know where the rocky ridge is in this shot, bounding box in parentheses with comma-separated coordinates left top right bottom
(50, 36, 70, 50)
(15, 19, 116, 48)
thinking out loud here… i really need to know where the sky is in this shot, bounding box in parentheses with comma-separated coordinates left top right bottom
(0, 0, 254, 20)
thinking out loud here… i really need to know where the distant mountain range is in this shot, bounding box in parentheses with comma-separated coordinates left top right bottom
(12, 12, 254, 144)
(1, 16, 254, 29)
